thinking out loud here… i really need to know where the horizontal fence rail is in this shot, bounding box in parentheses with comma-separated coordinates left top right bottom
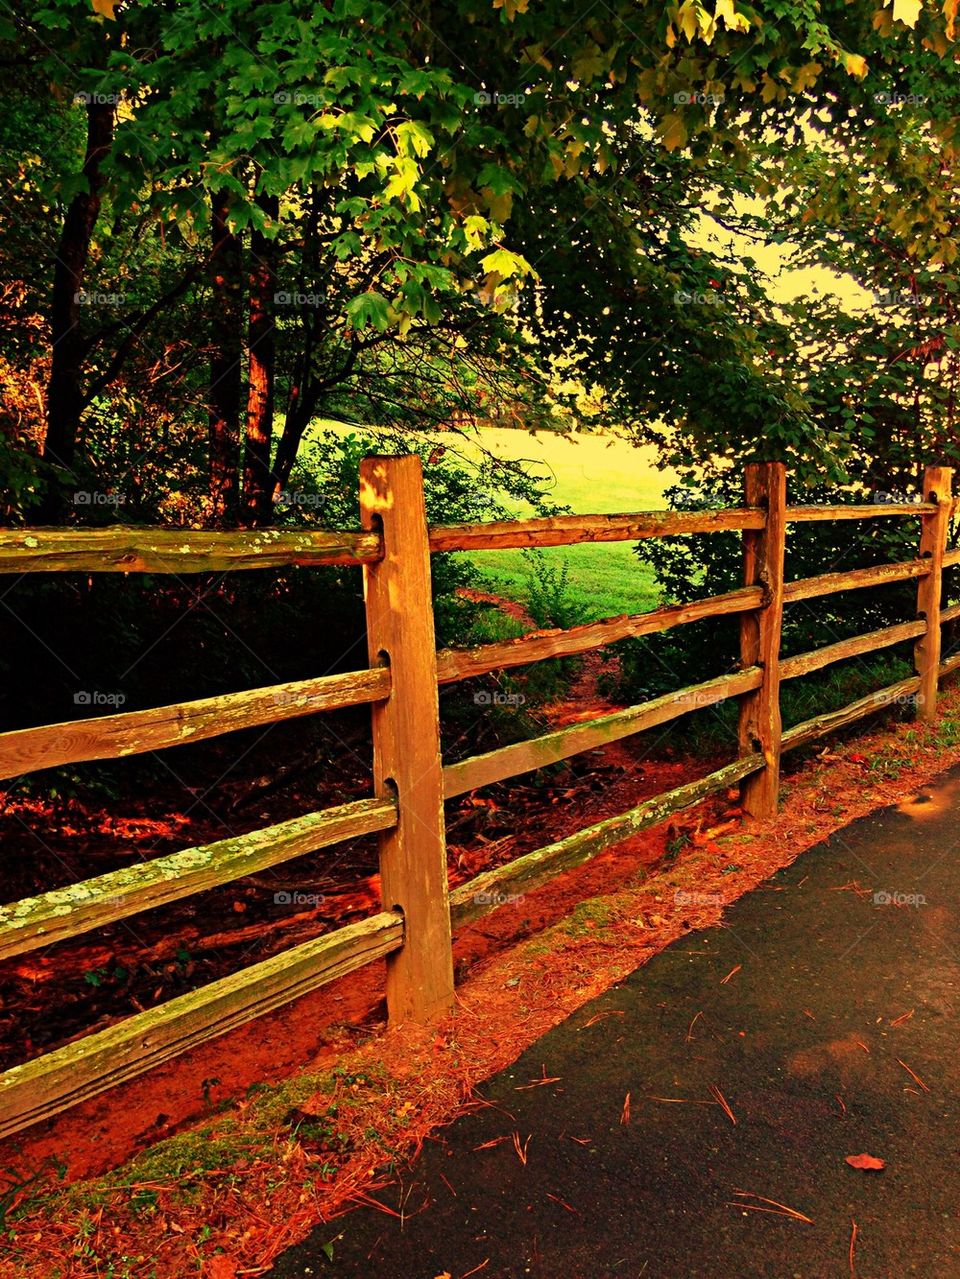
(0, 668, 391, 780)
(0, 456, 957, 1139)
(0, 527, 384, 573)
(448, 754, 764, 928)
(0, 910, 404, 1139)
(443, 669, 762, 799)
(784, 503, 936, 521)
(435, 586, 763, 683)
(0, 797, 397, 962)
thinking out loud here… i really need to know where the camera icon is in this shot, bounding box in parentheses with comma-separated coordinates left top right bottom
(73, 491, 91, 504)
(274, 891, 292, 904)
(274, 291, 291, 305)
(473, 90, 492, 105)
(873, 890, 892, 906)
(473, 690, 492, 705)
(74, 691, 92, 705)
(673, 91, 692, 104)
(874, 92, 890, 104)
(273, 91, 291, 104)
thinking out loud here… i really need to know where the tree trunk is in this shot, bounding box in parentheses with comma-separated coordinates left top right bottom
(208, 191, 244, 525)
(241, 195, 279, 526)
(40, 98, 115, 519)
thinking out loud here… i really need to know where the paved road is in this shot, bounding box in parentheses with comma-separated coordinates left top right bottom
(273, 767, 960, 1279)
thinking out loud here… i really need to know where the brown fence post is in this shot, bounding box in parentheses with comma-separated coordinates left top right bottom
(360, 454, 454, 1023)
(914, 465, 953, 723)
(738, 461, 787, 818)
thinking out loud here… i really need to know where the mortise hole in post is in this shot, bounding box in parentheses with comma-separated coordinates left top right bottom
(376, 648, 391, 668)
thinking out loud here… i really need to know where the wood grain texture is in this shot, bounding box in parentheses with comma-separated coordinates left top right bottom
(361, 455, 454, 1023)
(0, 797, 396, 961)
(0, 910, 403, 1139)
(427, 507, 764, 553)
(781, 677, 921, 753)
(443, 668, 762, 798)
(0, 667, 390, 780)
(914, 467, 953, 722)
(449, 755, 764, 928)
(435, 587, 763, 684)
(0, 527, 382, 574)
(786, 503, 933, 522)
(738, 463, 786, 819)
(783, 559, 928, 603)
(779, 620, 926, 682)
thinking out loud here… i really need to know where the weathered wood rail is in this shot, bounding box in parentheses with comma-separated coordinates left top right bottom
(0, 457, 955, 1139)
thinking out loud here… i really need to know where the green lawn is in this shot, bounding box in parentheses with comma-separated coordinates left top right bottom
(455, 428, 671, 620)
(305, 422, 674, 622)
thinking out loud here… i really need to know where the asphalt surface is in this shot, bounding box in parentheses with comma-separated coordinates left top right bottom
(272, 765, 960, 1279)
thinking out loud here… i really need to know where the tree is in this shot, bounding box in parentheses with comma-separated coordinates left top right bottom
(2, 0, 956, 525)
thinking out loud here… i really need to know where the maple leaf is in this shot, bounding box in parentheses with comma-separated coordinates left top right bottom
(890, 0, 923, 26)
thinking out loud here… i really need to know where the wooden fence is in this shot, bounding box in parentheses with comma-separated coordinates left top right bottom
(0, 457, 956, 1139)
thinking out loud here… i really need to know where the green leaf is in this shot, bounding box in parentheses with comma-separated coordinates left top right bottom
(345, 291, 392, 331)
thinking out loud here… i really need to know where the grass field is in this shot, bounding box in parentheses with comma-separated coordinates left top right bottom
(306, 423, 674, 621)
(453, 428, 671, 620)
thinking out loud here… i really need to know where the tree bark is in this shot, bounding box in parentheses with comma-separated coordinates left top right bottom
(40, 98, 115, 518)
(241, 194, 279, 526)
(208, 191, 244, 525)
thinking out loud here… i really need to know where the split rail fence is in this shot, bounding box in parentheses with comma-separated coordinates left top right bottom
(0, 457, 956, 1138)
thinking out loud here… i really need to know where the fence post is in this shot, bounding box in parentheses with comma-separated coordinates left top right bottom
(738, 461, 787, 819)
(360, 454, 454, 1023)
(914, 465, 953, 724)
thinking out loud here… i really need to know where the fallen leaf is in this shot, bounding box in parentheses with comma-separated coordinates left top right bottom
(205, 1257, 239, 1279)
(845, 1153, 885, 1171)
